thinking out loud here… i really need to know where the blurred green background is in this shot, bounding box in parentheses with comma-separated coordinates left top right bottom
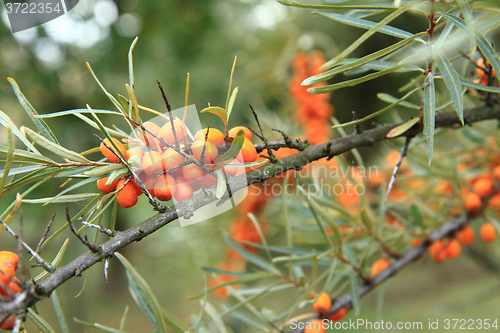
(0, 0, 500, 332)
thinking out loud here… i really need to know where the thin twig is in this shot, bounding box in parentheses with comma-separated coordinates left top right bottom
(157, 81, 180, 150)
(35, 213, 56, 254)
(81, 221, 117, 237)
(66, 207, 101, 253)
(0, 219, 55, 273)
(249, 104, 278, 163)
(385, 136, 412, 204)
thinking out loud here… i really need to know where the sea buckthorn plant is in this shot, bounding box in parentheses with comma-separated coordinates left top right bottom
(1, 0, 500, 332)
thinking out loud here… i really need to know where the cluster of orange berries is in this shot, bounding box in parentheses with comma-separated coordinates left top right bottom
(0, 251, 21, 331)
(97, 122, 258, 208)
(304, 293, 347, 333)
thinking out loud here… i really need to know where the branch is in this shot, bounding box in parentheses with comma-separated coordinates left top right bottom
(8, 104, 500, 313)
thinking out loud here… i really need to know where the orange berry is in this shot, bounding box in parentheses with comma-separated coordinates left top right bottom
(313, 293, 331, 315)
(480, 222, 497, 243)
(135, 122, 161, 148)
(100, 138, 126, 163)
(162, 148, 186, 171)
(304, 319, 326, 333)
(172, 182, 193, 201)
(370, 258, 391, 277)
(493, 166, 500, 180)
(464, 192, 482, 213)
(154, 175, 175, 201)
(199, 173, 217, 188)
(329, 307, 347, 321)
(116, 179, 139, 208)
(127, 148, 145, 161)
(194, 128, 225, 147)
(0, 252, 19, 271)
(411, 239, 423, 247)
(1, 276, 22, 297)
(488, 193, 500, 210)
(142, 151, 165, 176)
(131, 179, 143, 196)
(472, 178, 494, 198)
(445, 239, 462, 259)
(429, 240, 447, 263)
(0, 262, 15, 287)
(191, 140, 219, 164)
(182, 164, 205, 182)
(457, 225, 475, 246)
(228, 126, 252, 141)
(96, 177, 119, 194)
(159, 120, 186, 145)
(236, 138, 257, 163)
(218, 158, 242, 176)
(0, 315, 15, 331)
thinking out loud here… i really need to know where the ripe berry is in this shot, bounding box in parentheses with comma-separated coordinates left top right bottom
(199, 173, 217, 188)
(329, 307, 347, 321)
(480, 222, 497, 243)
(154, 175, 175, 201)
(135, 122, 161, 149)
(96, 177, 119, 194)
(172, 182, 193, 202)
(304, 319, 326, 333)
(159, 120, 186, 145)
(228, 126, 252, 141)
(472, 178, 494, 198)
(194, 128, 225, 147)
(464, 192, 482, 213)
(235, 138, 258, 163)
(370, 258, 391, 276)
(0, 315, 15, 331)
(457, 225, 475, 246)
(493, 166, 500, 180)
(0, 262, 15, 287)
(0, 252, 19, 271)
(142, 151, 165, 176)
(411, 239, 423, 247)
(182, 164, 205, 182)
(488, 193, 500, 210)
(127, 148, 145, 161)
(444, 239, 462, 259)
(191, 140, 219, 164)
(116, 179, 139, 208)
(429, 240, 447, 262)
(312, 293, 331, 315)
(162, 148, 186, 171)
(131, 179, 143, 196)
(100, 138, 126, 163)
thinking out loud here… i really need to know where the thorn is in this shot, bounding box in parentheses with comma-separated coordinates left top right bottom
(66, 207, 101, 253)
(249, 104, 278, 163)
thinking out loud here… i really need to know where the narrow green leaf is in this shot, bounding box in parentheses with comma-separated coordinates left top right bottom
(308, 196, 342, 247)
(303, 32, 426, 86)
(345, 60, 423, 76)
(128, 37, 139, 91)
(22, 193, 98, 204)
(234, 240, 322, 256)
(74, 113, 127, 138)
(349, 270, 361, 315)
(202, 267, 251, 278)
(317, 12, 425, 41)
(25, 127, 91, 163)
(51, 290, 69, 333)
(433, 46, 464, 125)
(216, 159, 268, 168)
(377, 93, 420, 109)
(8, 77, 59, 144)
(0, 110, 40, 153)
(308, 63, 408, 94)
(106, 169, 129, 186)
(45, 177, 98, 205)
(226, 87, 238, 121)
(0, 146, 57, 165)
(118, 94, 130, 111)
(278, 0, 398, 10)
(34, 238, 69, 282)
(386, 117, 420, 138)
(86, 63, 127, 116)
(436, 20, 455, 46)
(461, 78, 500, 93)
(125, 84, 139, 121)
(215, 167, 226, 199)
(119, 306, 129, 331)
(474, 31, 500, 83)
(222, 231, 279, 273)
(35, 109, 122, 119)
(74, 318, 129, 333)
(319, 1, 417, 70)
(161, 308, 191, 333)
(27, 308, 56, 333)
(115, 252, 168, 333)
(83, 164, 126, 177)
(457, 0, 476, 56)
(217, 129, 245, 162)
(0, 126, 15, 195)
(423, 73, 436, 165)
(204, 302, 228, 333)
(200, 106, 228, 127)
(5, 165, 45, 176)
(410, 204, 425, 229)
